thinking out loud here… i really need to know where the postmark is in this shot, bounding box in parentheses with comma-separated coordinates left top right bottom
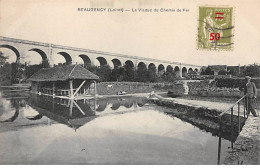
(197, 6, 234, 50)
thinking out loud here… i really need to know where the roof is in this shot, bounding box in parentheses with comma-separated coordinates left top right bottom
(28, 64, 99, 82)
(208, 65, 227, 72)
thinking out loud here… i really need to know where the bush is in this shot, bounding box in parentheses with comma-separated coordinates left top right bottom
(215, 78, 260, 89)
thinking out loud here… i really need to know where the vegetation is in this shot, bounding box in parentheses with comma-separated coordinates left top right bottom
(215, 78, 260, 89)
(0, 51, 8, 66)
(85, 64, 177, 83)
(244, 63, 260, 77)
(201, 63, 260, 77)
(201, 67, 214, 75)
(0, 50, 259, 85)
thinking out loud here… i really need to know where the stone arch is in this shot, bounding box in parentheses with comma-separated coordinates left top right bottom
(174, 66, 180, 77)
(124, 100, 134, 108)
(125, 60, 134, 69)
(79, 54, 91, 66)
(0, 108, 19, 122)
(182, 67, 187, 77)
(166, 65, 174, 73)
(0, 44, 20, 63)
(111, 58, 122, 69)
(137, 62, 147, 70)
(96, 100, 107, 112)
(96, 57, 107, 66)
(124, 60, 135, 80)
(174, 66, 180, 72)
(111, 102, 120, 110)
(148, 63, 156, 73)
(158, 64, 165, 76)
(137, 99, 147, 107)
(29, 48, 48, 62)
(57, 52, 72, 64)
(158, 64, 165, 72)
(194, 68, 198, 72)
(188, 68, 193, 73)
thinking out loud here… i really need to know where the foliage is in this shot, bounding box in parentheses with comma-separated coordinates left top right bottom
(218, 70, 227, 75)
(215, 78, 260, 89)
(244, 63, 260, 77)
(201, 67, 214, 75)
(85, 64, 177, 83)
(0, 63, 12, 85)
(0, 51, 8, 66)
(24, 64, 44, 78)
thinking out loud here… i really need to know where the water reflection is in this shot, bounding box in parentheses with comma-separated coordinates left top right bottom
(0, 94, 148, 131)
(0, 99, 22, 123)
(0, 93, 232, 164)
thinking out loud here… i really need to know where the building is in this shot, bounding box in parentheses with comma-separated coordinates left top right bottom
(208, 65, 227, 75)
(28, 64, 99, 100)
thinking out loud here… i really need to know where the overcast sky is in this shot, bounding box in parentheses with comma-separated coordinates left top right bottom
(0, 0, 260, 66)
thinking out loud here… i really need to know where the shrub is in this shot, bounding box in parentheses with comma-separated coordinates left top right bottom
(215, 78, 260, 89)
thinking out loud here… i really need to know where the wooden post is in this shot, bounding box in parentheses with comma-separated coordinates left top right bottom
(69, 80, 74, 99)
(35, 82, 39, 94)
(231, 107, 234, 147)
(69, 100, 73, 117)
(217, 117, 222, 165)
(94, 80, 97, 113)
(52, 82, 55, 98)
(73, 100, 85, 115)
(238, 102, 240, 133)
(73, 80, 86, 97)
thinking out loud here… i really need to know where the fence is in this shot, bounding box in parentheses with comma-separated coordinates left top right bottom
(217, 94, 248, 164)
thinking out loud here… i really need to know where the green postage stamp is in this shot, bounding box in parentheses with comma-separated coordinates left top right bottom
(197, 6, 234, 50)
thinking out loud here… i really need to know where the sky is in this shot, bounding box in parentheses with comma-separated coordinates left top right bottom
(0, 0, 260, 66)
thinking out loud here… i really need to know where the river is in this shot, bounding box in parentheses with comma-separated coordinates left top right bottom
(0, 93, 232, 164)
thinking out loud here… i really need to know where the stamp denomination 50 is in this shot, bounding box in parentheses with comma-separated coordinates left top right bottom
(197, 6, 234, 50)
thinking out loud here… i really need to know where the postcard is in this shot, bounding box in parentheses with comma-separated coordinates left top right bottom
(0, 0, 259, 165)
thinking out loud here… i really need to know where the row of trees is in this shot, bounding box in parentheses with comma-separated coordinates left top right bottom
(0, 51, 179, 84)
(201, 64, 260, 77)
(1, 51, 259, 85)
(85, 64, 177, 82)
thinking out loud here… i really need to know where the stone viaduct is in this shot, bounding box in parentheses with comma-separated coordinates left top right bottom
(0, 36, 202, 78)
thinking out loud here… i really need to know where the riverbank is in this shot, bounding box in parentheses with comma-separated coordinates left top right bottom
(224, 115, 260, 165)
(148, 95, 247, 141)
(149, 94, 260, 165)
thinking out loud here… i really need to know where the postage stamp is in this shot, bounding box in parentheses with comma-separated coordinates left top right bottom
(197, 6, 234, 50)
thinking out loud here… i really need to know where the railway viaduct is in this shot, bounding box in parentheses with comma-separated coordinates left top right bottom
(0, 36, 202, 78)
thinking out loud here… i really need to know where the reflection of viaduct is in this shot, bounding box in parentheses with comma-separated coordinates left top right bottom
(0, 36, 202, 78)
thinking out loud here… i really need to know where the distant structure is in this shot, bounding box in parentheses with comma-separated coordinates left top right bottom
(205, 65, 246, 77)
(0, 36, 202, 78)
(208, 65, 227, 75)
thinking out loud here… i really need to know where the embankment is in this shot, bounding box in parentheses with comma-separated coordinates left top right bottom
(149, 96, 247, 142)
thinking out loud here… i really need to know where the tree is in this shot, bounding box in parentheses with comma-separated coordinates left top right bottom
(110, 67, 125, 81)
(245, 63, 260, 77)
(218, 69, 227, 75)
(24, 64, 43, 78)
(0, 51, 8, 66)
(123, 64, 135, 81)
(201, 67, 214, 75)
(163, 71, 177, 82)
(135, 66, 149, 82)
